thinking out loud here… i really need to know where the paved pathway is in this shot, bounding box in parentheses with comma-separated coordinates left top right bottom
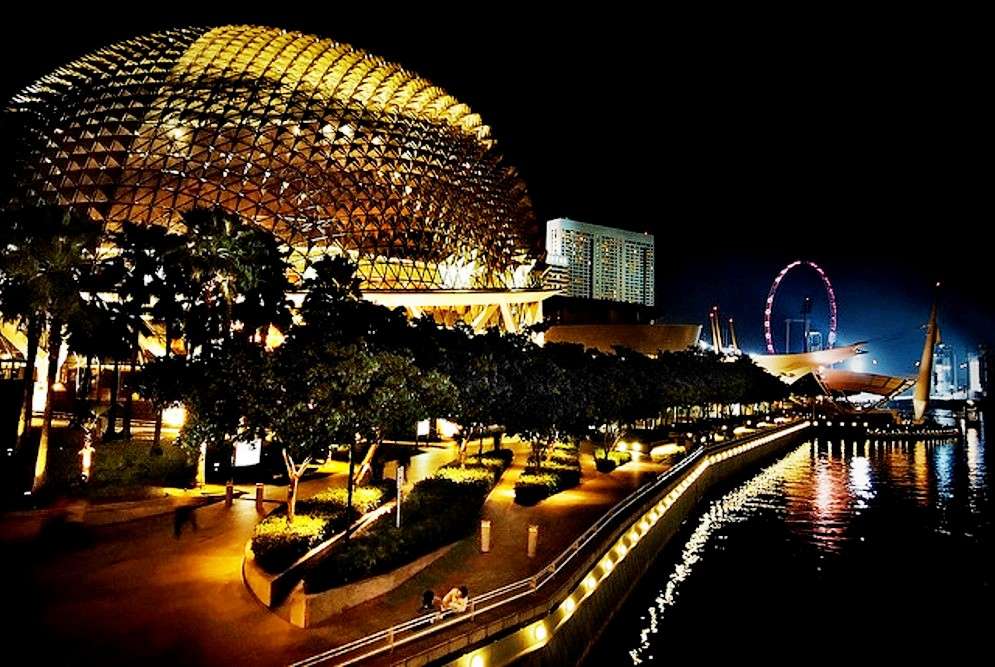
(274, 441, 669, 664)
(2, 440, 668, 665)
(2, 444, 457, 666)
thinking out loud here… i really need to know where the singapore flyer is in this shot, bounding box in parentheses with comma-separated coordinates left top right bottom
(763, 260, 837, 354)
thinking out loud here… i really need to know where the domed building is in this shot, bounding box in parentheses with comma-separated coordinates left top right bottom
(3, 25, 550, 332)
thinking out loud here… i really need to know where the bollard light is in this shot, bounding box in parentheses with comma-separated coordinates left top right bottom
(480, 519, 492, 553)
(527, 524, 539, 558)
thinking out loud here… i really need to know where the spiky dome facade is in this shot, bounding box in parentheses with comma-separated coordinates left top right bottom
(3, 25, 537, 290)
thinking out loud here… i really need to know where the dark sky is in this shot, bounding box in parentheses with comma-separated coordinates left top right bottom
(1, 6, 990, 376)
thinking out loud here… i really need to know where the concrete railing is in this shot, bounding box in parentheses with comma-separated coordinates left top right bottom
(291, 419, 810, 667)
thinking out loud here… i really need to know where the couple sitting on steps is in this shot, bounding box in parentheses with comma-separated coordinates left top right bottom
(420, 585, 469, 619)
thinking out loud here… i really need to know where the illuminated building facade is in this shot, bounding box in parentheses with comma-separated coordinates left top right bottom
(806, 330, 823, 352)
(544, 218, 654, 306)
(932, 342, 955, 397)
(3, 25, 549, 333)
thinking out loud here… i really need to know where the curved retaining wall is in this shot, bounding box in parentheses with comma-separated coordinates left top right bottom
(287, 542, 454, 627)
(439, 421, 811, 667)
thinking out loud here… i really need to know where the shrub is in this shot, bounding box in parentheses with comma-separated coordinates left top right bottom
(297, 485, 388, 516)
(595, 458, 618, 473)
(47, 435, 196, 493)
(252, 514, 332, 574)
(472, 448, 514, 468)
(423, 466, 493, 492)
(548, 449, 578, 466)
(541, 461, 581, 487)
(608, 450, 633, 466)
(553, 440, 579, 453)
(514, 472, 560, 505)
(302, 447, 513, 592)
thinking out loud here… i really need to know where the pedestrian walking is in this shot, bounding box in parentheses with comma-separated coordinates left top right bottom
(173, 504, 199, 538)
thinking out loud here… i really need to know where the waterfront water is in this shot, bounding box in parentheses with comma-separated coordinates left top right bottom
(589, 416, 993, 663)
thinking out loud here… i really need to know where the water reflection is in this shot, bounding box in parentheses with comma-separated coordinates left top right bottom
(593, 414, 991, 665)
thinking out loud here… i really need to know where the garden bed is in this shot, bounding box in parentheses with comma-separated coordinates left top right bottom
(513, 442, 582, 505)
(594, 448, 633, 473)
(44, 431, 196, 496)
(301, 449, 513, 593)
(251, 484, 391, 574)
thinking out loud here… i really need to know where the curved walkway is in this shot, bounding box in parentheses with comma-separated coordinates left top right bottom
(1, 441, 668, 665)
(1, 444, 456, 666)
(276, 442, 669, 663)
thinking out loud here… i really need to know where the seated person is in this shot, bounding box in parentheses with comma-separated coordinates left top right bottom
(419, 589, 436, 613)
(440, 585, 469, 614)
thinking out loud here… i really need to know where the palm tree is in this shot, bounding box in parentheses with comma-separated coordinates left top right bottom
(145, 228, 188, 448)
(0, 207, 60, 452)
(106, 222, 173, 439)
(28, 209, 103, 491)
(178, 207, 291, 357)
(0, 276, 42, 449)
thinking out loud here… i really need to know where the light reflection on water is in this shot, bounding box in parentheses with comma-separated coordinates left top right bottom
(591, 414, 992, 665)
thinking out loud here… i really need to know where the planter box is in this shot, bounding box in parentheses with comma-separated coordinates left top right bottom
(288, 542, 455, 627)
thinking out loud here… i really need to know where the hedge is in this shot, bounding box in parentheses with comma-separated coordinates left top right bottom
(471, 448, 515, 469)
(608, 450, 633, 466)
(252, 515, 334, 573)
(47, 435, 195, 493)
(540, 460, 581, 487)
(253, 485, 391, 574)
(296, 485, 389, 516)
(514, 472, 560, 505)
(595, 458, 617, 473)
(302, 453, 512, 592)
(548, 449, 578, 466)
(514, 443, 581, 504)
(425, 465, 494, 491)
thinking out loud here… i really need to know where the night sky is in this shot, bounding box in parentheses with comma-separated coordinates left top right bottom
(1, 6, 989, 377)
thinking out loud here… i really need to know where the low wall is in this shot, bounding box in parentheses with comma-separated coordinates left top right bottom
(287, 542, 455, 628)
(243, 495, 403, 610)
(437, 421, 811, 667)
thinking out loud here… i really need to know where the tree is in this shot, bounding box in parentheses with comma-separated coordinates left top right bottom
(265, 256, 456, 522)
(177, 207, 291, 358)
(105, 222, 182, 438)
(0, 207, 65, 453)
(505, 342, 570, 467)
(11, 208, 104, 491)
(175, 338, 274, 482)
(282, 450, 311, 523)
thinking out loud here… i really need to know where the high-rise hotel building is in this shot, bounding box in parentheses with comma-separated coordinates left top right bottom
(544, 218, 655, 306)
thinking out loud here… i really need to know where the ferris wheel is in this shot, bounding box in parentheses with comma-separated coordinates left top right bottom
(763, 260, 837, 354)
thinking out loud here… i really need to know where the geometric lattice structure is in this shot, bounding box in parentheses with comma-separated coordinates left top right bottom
(3, 25, 537, 292)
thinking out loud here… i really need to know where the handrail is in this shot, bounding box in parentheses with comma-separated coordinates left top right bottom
(290, 419, 805, 667)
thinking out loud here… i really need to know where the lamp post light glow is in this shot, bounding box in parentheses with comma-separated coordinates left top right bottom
(162, 405, 187, 428)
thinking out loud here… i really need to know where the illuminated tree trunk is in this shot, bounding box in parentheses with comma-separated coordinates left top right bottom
(122, 334, 139, 439)
(345, 438, 356, 536)
(152, 326, 171, 449)
(33, 319, 62, 493)
(17, 315, 40, 450)
(107, 358, 120, 438)
(282, 450, 311, 524)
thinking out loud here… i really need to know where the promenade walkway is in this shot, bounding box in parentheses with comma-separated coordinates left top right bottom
(275, 442, 669, 663)
(2, 441, 668, 666)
